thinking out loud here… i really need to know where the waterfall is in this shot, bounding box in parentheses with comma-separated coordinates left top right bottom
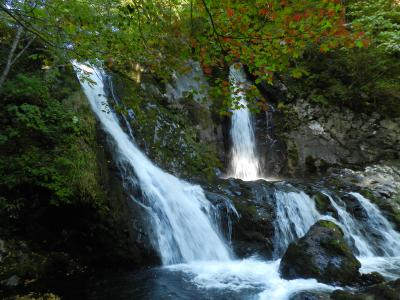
(271, 187, 400, 263)
(228, 64, 261, 181)
(323, 192, 400, 257)
(350, 192, 400, 256)
(73, 62, 399, 299)
(273, 189, 320, 258)
(73, 63, 231, 265)
(74, 62, 335, 300)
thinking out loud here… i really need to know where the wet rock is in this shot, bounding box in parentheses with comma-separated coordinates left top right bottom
(312, 191, 337, 217)
(290, 291, 330, 300)
(0, 239, 5, 262)
(279, 220, 361, 285)
(203, 178, 276, 258)
(325, 162, 400, 230)
(5, 293, 61, 300)
(330, 290, 368, 300)
(331, 279, 400, 300)
(360, 272, 385, 286)
(3, 275, 20, 287)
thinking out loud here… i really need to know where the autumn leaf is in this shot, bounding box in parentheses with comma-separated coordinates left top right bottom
(226, 8, 234, 17)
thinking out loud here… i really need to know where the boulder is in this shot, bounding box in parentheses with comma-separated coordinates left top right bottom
(279, 220, 361, 285)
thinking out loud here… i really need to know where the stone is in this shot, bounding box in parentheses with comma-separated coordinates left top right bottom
(279, 220, 361, 285)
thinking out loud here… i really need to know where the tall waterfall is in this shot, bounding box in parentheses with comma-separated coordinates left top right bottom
(74, 63, 231, 265)
(228, 64, 261, 181)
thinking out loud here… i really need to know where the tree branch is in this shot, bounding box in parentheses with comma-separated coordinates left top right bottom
(11, 35, 36, 66)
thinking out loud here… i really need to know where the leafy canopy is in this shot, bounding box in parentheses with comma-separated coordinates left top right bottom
(1, 0, 366, 109)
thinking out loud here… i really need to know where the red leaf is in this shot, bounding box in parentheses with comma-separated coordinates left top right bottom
(226, 8, 234, 17)
(203, 66, 212, 75)
(292, 14, 302, 21)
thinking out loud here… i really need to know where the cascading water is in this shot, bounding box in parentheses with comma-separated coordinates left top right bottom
(228, 64, 261, 181)
(75, 62, 335, 300)
(273, 189, 320, 258)
(226, 62, 400, 280)
(74, 63, 231, 265)
(321, 192, 400, 258)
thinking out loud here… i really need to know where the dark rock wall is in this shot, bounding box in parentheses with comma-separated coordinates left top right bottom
(274, 99, 400, 175)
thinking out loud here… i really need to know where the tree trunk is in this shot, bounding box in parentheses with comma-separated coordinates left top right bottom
(0, 26, 23, 89)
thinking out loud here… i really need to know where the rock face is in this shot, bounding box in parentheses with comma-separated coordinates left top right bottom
(279, 220, 361, 285)
(324, 162, 400, 230)
(204, 178, 277, 258)
(274, 99, 400, 175)
(109, 66, 226, 180)
(87, 129, 160, 267)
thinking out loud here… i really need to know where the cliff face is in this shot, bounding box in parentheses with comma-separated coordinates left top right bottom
(272, 99, 400, 175)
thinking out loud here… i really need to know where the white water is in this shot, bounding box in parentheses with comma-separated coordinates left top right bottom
(350, 192, 400, 257)
(268, 186, 400, 280)
(273, 190, 321, 258)
(74, 63, 231, 265)
(74, 62, 334, 300)
(169, 258, 334, 300)
(321, 192, 400, 258)
(228, 64, 261, 181)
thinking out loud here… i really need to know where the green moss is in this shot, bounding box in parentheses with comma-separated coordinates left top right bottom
(234, 202, 257, 217)
(322, 238, 349, 254)
(112, 75, 222, 180)
(313, 192, 331, 214)
(318, 220, 340, 230)
(286, 141, 299, 173)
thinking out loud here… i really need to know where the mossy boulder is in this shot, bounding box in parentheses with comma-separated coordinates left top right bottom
(312, 191, 337, 217)
(279, 220, 361, 285)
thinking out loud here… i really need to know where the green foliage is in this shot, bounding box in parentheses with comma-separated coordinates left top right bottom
(1, 0, 362, 111)
(2, 74, 50, 103)
(348, 0, 400, 53)
(278, 0, 400, 116)
(0, 65, 106, 228)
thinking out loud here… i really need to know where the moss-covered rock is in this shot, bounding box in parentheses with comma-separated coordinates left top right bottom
(279, 220, 361, 285)
(110, 68, 223, 181)
(312, 191, 337, 217)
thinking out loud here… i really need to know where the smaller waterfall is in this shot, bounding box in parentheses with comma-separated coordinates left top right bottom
(324, 193, 377, 257)
(322, 192, 400, 257)
(273, 189, 321, 258)
(228, 64, 261, 181)
(349, 193, 400, 256)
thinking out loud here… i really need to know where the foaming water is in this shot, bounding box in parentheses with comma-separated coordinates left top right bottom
(169, 259, 334, 300)
(228, 64, 261, 181)
(359, 257, 400, 280)
(74, 63, 231, 265)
